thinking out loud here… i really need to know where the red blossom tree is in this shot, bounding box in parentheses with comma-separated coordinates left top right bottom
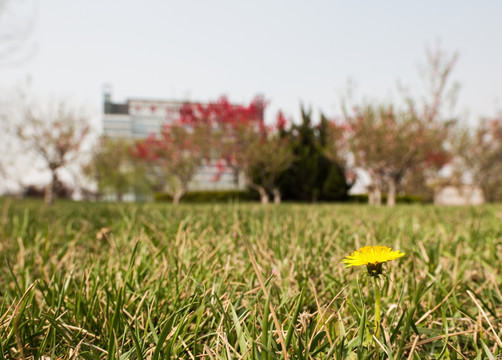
(178, 96, 293, 204)
(133, 96, 293, 204)
(132, 121, 210, 205)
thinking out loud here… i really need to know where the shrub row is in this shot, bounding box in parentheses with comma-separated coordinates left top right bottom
(154, 190, 424, 204)
(347, 194, 424, 204)
(154, 190, 260, 203)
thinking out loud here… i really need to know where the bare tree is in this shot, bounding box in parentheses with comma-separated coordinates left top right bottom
(341, 45, 459, 206)
(454, 116, 502, 202)
(419, 44, 460, 123)
(17, 102, 91, 204)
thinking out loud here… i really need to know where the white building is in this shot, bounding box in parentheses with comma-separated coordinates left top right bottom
(434, 185, 485, 205)
(102, 90, 248, 192)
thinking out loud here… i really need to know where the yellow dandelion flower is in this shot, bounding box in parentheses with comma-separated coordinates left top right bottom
(342, 245, 405, 277)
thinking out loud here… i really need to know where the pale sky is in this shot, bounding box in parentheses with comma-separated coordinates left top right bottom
(2, 0, 502, 128)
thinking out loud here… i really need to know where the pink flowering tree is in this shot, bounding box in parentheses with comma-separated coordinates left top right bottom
(179, 96, 293, 204)
(344, 104, 451, 206)
(342, 45, 457, 206)
(133, 121, 210, 205)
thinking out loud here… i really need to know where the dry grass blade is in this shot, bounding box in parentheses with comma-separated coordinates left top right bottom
(12, 282, 37, 360)
(446, 342, 470, 360)
(403, 330, 477, 350)
(180, 338, 196, 360)
(2, 201, 502, 358)
(308, 280, 348, 348)
(416, 281, 459, 325)
(372, 334, 390, 357)
(406, 335, 419, 360)
(240, 233, 289, 360)
(466, 290, 502, 348)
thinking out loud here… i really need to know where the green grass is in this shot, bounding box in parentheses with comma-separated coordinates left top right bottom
(0, 199, 501, 359)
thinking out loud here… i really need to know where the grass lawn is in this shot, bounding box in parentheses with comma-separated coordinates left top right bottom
(0, 199, 501, 359)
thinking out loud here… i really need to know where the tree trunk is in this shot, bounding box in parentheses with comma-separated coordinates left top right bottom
(168, 176, 186, 205)
(44, 171, 57, 205)
(368, 184, 382, 206)
(273, 187, 281, 204)
(247, 179, 270, 205)
(257, 187, 269, 205)
(172, 191, 183, 205)
(386, 178, 397, 207)
(369, 186, 382, 206)
(374, 187, 382, 206)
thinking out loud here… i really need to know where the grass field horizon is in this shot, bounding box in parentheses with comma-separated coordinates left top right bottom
(1, 199, 501, 359)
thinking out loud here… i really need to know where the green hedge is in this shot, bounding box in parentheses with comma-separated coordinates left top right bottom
(347, 194, 369, 203)
(154, 190, 260, 203)
(393, 194, 424, 204)
(155, 191, 424, 204)
(347, 194, 424, 204)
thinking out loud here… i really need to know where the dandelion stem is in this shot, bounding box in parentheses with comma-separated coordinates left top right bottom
(374, 278, 381, 338)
